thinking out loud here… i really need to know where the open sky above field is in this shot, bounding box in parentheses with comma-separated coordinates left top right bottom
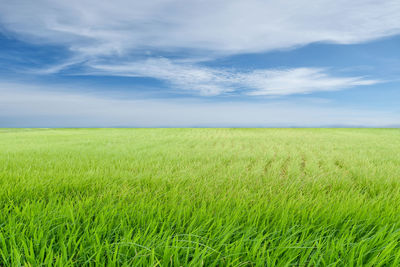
(0, 0, 399, 127)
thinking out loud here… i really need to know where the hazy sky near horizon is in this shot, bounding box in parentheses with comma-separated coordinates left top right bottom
(0, 0, 399, 127)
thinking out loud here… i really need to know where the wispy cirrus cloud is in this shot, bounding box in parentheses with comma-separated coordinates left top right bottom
(0, 0, 398, 127)
(1, 0, 400, 57)
(0, 0, 394, 97)
(89, 59, 380, 96)
(241, 68, 380, 96)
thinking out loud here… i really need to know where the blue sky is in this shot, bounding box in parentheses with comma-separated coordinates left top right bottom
(0, 0, 399, 127)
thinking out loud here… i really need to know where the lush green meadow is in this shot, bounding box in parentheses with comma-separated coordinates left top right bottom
(0, 128, 400, 266)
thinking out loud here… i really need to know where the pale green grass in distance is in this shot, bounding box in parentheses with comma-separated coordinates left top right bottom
(0, 128, 400, 266)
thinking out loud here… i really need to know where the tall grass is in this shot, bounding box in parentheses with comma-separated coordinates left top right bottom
(0, 128, 400, 266)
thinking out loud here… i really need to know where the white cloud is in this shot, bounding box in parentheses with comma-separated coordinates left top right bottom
(0, 0, 393, 97)
(89, 59, 380, 96)
(0, 81, 398, 127)
(89, 58, 236, 96)
(1, 0, 399, 57)
(241, 68, 380, 96)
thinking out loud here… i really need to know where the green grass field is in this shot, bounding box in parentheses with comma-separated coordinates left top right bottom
(1, 128, 400, 266)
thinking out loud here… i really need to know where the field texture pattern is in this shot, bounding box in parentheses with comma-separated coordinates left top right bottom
(1, 128, 400, 266)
